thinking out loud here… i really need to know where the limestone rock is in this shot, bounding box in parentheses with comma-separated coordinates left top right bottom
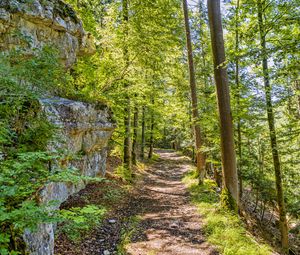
(23, 97, 115, 255)
(0, 2, 111, 254)
(0, 0, 96, 67)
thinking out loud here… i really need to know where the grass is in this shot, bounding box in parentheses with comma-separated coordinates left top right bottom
(183, 170, 273, 255)
(117, 215, 142, 254)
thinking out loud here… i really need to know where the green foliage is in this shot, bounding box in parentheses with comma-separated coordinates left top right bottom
(117, 215, 141, 255)
(49, 168, 106, 184)
(103, 188, 124, 203)
(0, 69, 59, 252)
(0, 46, 105, 254)
(58, 205, 106, 242)
(1, 0, 298, 252)
(0, 46, 73, 97)
(224, 0, 300, 221)
(183, 172, 273, 255)
(147, 152, 160, 163)
(115, 165, 133, 183)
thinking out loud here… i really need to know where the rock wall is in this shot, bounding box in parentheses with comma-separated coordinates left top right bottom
(23, 98, 114, 255)
(0, 1, 114, 254)
(0, 0, 95, 66)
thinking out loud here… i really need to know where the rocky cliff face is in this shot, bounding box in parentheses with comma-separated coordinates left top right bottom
(0, 0, 95, 66)
(24, 98, 114, 255)
(0, 1, 114, 254)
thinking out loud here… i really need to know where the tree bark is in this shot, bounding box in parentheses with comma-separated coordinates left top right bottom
(123, 98, 132, 170)
(189, 104, 195, 162)
(132, 103, 139, 165)
(132, 104, 138, 165)
(182, 0, 206, 184)
(148, 98, 154, 159)
(122, 0, 132, 171)
(234, 0, 243, 199)
(294, 80, 300, 118)
(207, 0, 239, 206)
(257, 0, 289, 252)
(198, 0, 208, 88)
(140, 105, 145, 159)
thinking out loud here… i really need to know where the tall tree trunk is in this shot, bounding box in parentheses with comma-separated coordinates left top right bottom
(148, 98, 154, 159)
(140, 105, 146, 159)
(132, 104, 138, 165)
(198, 0, 208, 88)
(294, 80, 300, 118)
(235, 0, 243, 199)
(122, 0, 132, 171)
(163, 124, 167, 148)
(257, 0, 289, 252)
(207, 0, 239, 207)
(189, 104, 195, 161)
(124, 101, 131, 170)
(182, 0, 206, 184)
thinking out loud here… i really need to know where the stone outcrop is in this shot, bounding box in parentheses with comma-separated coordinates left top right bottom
(0, 1, 114, 254)
(0, 0, 95, 66)
(23, 98, 115, 255)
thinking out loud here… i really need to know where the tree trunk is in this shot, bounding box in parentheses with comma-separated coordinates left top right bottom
(257, 0, 289, 252)
(122, 0, 132, 171)
(132, 104, 138, 165)
(235, 0, 243, 199)
(124, 99, 131, 170)
(294, 80, 300, 118)
(207, 0, 239, 207)
(198, 0, 208, 89)
(148, 97, 154, 159)
(140, 105, 145, 160)
(189, 105, 195, 162)
(182, 0, 206, 184)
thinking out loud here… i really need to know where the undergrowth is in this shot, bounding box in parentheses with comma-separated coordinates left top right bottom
(183, 170, 273, 255)
(117, 215, 141, 255)
(115, 165, 134, 183)
(149, 152, 160, 162)
(0, 46, 105, 254)
(115, 161, 147, 183)
(58, 205, 106, 242)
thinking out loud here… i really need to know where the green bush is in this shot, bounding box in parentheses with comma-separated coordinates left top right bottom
(58, 205, 107, 242)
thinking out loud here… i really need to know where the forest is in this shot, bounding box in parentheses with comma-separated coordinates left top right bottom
(0, 0, 299, 254)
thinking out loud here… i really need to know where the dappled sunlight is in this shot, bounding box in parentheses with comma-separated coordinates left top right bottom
(184, 172, 273, 255)
(125, 150, 218, 255)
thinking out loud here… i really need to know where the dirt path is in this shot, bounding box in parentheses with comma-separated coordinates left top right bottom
(55, 150, 218, 255)
(124, 150, 217, 255)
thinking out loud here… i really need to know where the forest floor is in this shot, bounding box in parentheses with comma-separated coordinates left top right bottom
(55, 150, 218, 255)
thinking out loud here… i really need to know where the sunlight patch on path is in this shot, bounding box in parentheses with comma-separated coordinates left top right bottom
(125, 150, 218, 255)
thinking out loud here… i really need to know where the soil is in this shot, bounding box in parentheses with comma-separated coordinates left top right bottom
(55, 150, 218, 255)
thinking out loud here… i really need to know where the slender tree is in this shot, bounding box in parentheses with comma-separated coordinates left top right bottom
(122, 0, 132, 172)
(140, 105, 146, 159)
(257, 0, 289, 251)
(207, 0, 239, 207)
(148, 97, 154, 159)
(182, 0, 206, 184)
(234, 0, 243, 198)
(132, 104, 138, 165)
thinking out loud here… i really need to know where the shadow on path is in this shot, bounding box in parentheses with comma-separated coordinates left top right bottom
(125, 150, 218, 255)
